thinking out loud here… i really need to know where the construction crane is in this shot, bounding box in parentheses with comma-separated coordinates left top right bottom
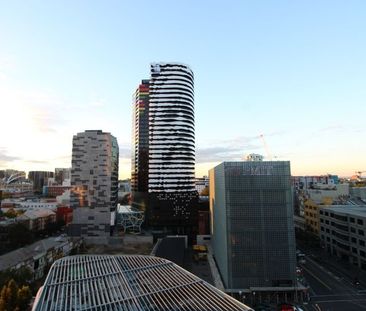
(259, 134, 273, 161)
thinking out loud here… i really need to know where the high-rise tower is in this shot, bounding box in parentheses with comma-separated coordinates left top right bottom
(132, 63, 198, 234)
(68, 130, 119, 243)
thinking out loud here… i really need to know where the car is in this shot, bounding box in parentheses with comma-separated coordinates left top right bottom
(277, 303, 295, 311)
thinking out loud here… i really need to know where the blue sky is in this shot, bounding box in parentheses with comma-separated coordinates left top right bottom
(0, 1, 365, 178)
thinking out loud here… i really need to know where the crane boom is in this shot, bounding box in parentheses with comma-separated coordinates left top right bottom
(259, 134, 273, 161)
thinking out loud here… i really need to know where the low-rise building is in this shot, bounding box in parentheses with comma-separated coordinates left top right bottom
(301, 184, 350, 235)
(319, 205, 366, 269)
(1, 199, 58, 211)
(56, 206, 73, 225)
(43, 185, 71, 198)
(195, 176, 209, 194)
(293, 175, 339, 191)
(0, 236, 82, 280)
(350, 187, 366, 202)
(0, 219, 17, 253)
(17, 209, 56, 231)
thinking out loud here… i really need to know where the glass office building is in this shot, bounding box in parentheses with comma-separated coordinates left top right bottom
(210, 161, 296, 290)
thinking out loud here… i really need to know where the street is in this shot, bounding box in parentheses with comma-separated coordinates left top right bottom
(299, 250, 366, 310)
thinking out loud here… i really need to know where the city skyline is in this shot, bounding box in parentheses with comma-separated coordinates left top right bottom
(1, 1, 366, 178)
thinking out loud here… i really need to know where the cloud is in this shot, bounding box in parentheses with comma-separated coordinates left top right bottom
(25, 160, 49, 164)
(119, 145, 131, 158)
(196, 135, 263, 163)
(317, 125, 344, 133)
(89, 100, 105, 108)
(0, 148, 20, 162)
(52, 155, 71, 161)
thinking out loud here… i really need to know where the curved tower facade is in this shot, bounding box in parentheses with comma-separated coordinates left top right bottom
(132, 63, 198, 234)
(148, 63, 195, 193)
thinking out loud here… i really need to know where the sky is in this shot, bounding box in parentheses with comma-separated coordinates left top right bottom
(0, 1, 365, 179)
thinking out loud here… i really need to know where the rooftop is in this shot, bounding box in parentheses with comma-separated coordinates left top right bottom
(320, 205, 366, 218)
(17, 208, 56, 220)
(32, 255, 252, 311)
(0, 236, 74, 271)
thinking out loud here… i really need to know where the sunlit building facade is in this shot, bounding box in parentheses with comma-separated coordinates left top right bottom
(68, 130, 119, 242)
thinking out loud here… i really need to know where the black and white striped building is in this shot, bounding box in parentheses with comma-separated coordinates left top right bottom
(132, 63, 198, 233)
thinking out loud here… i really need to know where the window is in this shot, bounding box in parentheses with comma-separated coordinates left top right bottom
(352, 237, 357, 243)
(361, 250, 366, 258)
(351, 227, 356, 233)
(359, 240, 365, 247)
(358, 219, 364, 226)
(352, 247, 358, 254)
(350, 217, 355, 223)
(359, 229, 364, 236)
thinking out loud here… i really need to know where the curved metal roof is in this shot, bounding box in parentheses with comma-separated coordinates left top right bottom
(33, 255, 252, 311)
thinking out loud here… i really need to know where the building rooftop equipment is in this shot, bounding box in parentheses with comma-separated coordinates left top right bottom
(32, 255, 253, 311)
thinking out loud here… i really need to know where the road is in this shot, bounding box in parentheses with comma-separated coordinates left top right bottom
(299, 251, 366, 311)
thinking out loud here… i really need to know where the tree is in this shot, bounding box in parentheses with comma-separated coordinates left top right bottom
(0, 279, 17, 311)
(16, 286, 32, 311)
(0, 279, 32, 311)
(4, 209, 17, 219)
(0, 285, 6, 311)
(0, 267, 32, 289)
(7, 223, 33, 249)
